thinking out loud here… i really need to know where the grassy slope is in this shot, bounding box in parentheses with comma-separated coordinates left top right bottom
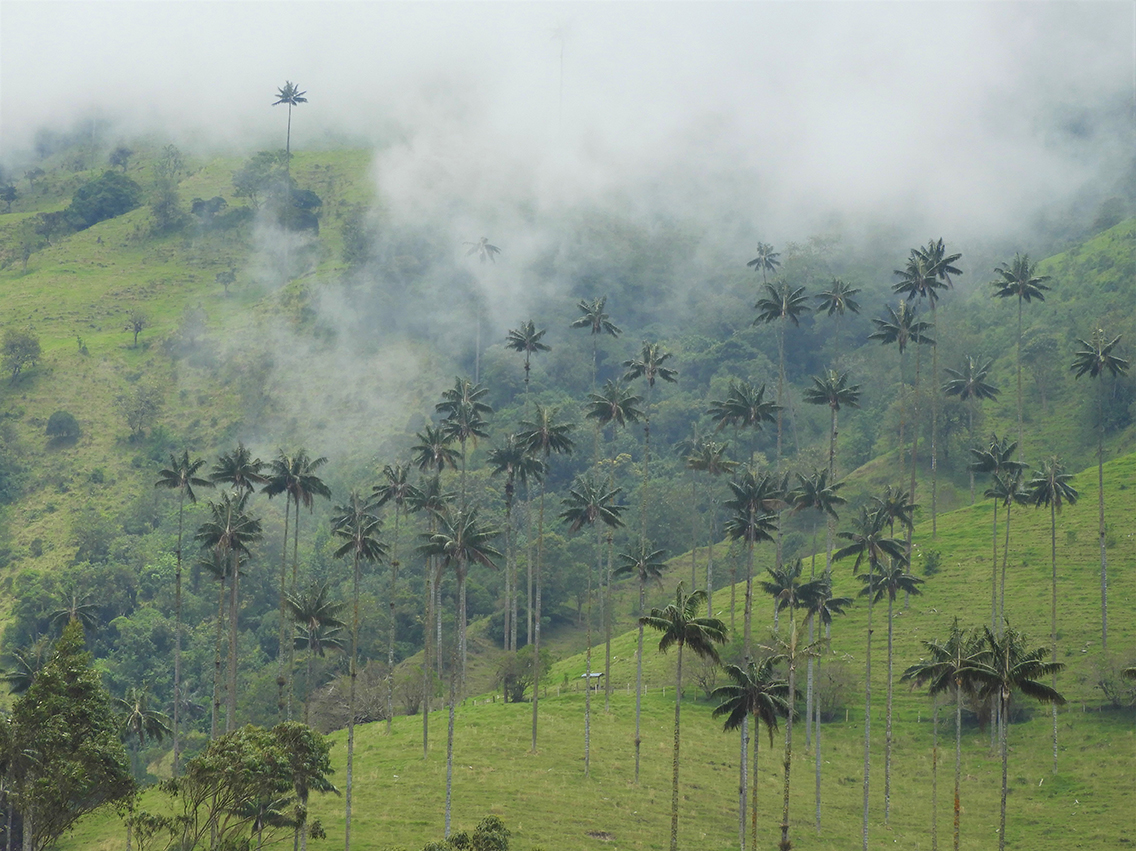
(68, 452, 1136, 851)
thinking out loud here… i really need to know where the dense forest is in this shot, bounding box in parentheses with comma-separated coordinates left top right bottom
(0, 100, 1134, 851)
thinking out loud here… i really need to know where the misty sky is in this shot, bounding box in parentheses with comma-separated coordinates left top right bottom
(2, 2, 1134, 240)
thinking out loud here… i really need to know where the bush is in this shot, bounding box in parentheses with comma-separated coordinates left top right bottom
(67, 170, 142, 229)
(46, 410, 80, 440)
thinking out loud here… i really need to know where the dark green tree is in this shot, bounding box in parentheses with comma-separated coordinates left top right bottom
(943, 357, 1000, 502)
(286, 583, 347, 725)
(754, 283, 809, 464)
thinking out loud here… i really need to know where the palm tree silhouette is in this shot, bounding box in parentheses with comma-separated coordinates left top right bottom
(506, 321, 550, 406)
(560, 475, 626, 775)
(1071, 328, 1129, 652)
(707, 379, 778, 464)
(272, 81, 308, 180)
(754, 283, 809, 465)
(747, 242, 781, 284)
(196, 546, 233, 741)
(968, 436, 1024, 632)
(712, 656, 790, 851)
(437, 377, 492, 505)
(154, 451, 212, 774)
(614, 542, 666, 783)
(759, 558, 804, 632)
(623, 341, 678, 544)
(684, 439, 737, 612)
(570, 296, 622, 390)
(723, 470, 783, 653)
(330, 490, 386, 851)
(991, 254, 1049, 457)
(285, 582, 347, 724)
(115, 683, 171, 781)
(814, 278, 861, 365)
(965, 625, 1065, 851)
(943, 357, 1000, 502)
(1026, 457, 1077, 773)
(985, 468, 1029, 631)
(835, 505, 906, 851)
(262, 449, 331, 719)
(859, 559, 922, 825)
(903, 617, 984, 851)
(791, 469, 846, 586)
(463, 236, 501, 263)
(803, 369, 861, 480)
(640, 583, 727, 851)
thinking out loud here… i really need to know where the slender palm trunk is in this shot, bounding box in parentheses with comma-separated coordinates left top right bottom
(707, 503, 716, 615)
(227, 549, 239, 732)
(212, 574, 225, 740)
(634, 580, 646, 782)
(605, 530, 614, 713)
(1016, 299, 1023, 460)
(953, 680, 962, 851)
(690, 471, 698, 589)
(743, 527, 755, 656)
(780, 626, 797, 851)
(584, 524, 598, 775)
(278, 501, 292, 719)
(1050, 501, 1058, 773)
(930, 702, 938, 851)
(1000, 501, 1012, 632)
(423, 555, 432, 759)
(907, 346, 922, 559)
(829, 405, 838, 479)
(1097, 387, 1108, 651)
(531, 485, 546, 752)
(930, 301, 940, 537)
(751, 722, 760, 849)
(526, 487, 535, 647)
(173, 493, 185, 776)
(990, 498, 999, 633)
(884, 593, 895, 825)
(968, 406, 975, 504)
(444, 648, 457, 838)
(668, 644, 684, 851)
(304, 639, 315, 725)
(806, 613, 815, 751)
(998, 692, 1009, 851)
(862, 571, 874, 851)
(387, 510, 400, 734)
(458, 570, 468, 697)
(504, 494, 515, 652)
(739, 717, 748, 851)
(346, 548, 360, 851)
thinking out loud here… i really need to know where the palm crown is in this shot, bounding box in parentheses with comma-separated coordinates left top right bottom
(803, 369, 861, 411)
(623, 341, 678, 388)
(570, 297, 622, 338)
(815, 279, 861, 317)
(869, 300, 933, 353)
(754, 283, 809, 327)
(463, 237, 501, 263)
(991, 253, 1050, 304)
(156, 451, 212, 503)
(746, 243, 781, 282)
(707, 380, 778, 433)
(943, 356, 999, 401)
(559, 476, 627, 533)
(1071, 329, 1129, 380)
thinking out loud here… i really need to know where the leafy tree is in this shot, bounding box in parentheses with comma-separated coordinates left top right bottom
(943, 357, 1000, 501)
(118, 384, 163, 440)
(991, 254, 1049, 456)
(640, 584, 726, 851)
(67, 170, 142, 229)
(45, 411, 80, 442)
(712, 657, 790, 851)
(286, 582, 347, 725)
(124, 310, 148, 348)
(1025, 458, 1077, 773)
(613, 542, 666, 783)
(155, 451, 212, 775)
(964, 626, 1065, 851)
(108, 146, 133, 171)
(330, 490, 386, 851)
(8, 621, 134, 851)
(232, 151, 289, 209)
(0, 184, 17, 213)
(2, 329, 40, 383)
(1070, 329, 1129, 652)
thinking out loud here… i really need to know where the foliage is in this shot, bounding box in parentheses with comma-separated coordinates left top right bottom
(494, 645, 551, 703)
(3, 327, 41, 382)
(67, 170, 142, 230)
(117, 383, 164, 440)
(45, 410, 80, 441)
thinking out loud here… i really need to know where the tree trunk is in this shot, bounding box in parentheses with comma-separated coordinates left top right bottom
(931, 300, 939, 538)
(531, 485, 546, 752)
(213, 575, 225, 740)
(423, 557, 432, 759)
(814, 646, 823, 834)
(288, 505, 304, 722)
(805, 612, 815, 750)
(1050, 501, 1058, 774)
(780, 630, 796, 851)
(861, 573, 873, 851)
(584, 523, 598, 775)
(634, 580, 645, 783)
(227, 549, 239, 732)
(907, 345, 922, 560)
(346, 549, 359, 851)
(998, 693, 1009, 851)
(991, 498, 999, 633)
(691, 472, 698, 589)
(278, 501, 292, 719)
(1097, 388, 1108, 652)
(605, 531, 614, 713)
(388, 510, 400, 734)
(444, 651, 456, 838)
(884, 593, 894, 825)
(1000, 502, 1012, 632)
(743, 528, 755, 657)
(954, 681, 962, 851)
(739, 718, 748, 851)
(668, 644, 683, 851)
(459, 570, 468, 697)
(1016, 298, 1023, 460)
(931, 702, 939, 851)
(173, 493, 185, 777)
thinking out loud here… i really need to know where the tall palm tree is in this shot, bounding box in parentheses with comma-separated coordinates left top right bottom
(614, 542, 667, 783)
(116, 683, 171, 780)
(991, 254, 1050, 457)
(964, 625, 1065, 851)
(194, 490, 263, 732)
(763, 610, 812, 851)
(707, 379, 778, 463)
(285, 582, 347, 724)
(858, 559, 922, 826)
(560, 476, 626, 776)
(196, 546, 232, 742)
(814, 278, 861, 365)
(1026, 458, 1077, 773)
(487, 436, 543, 652)
(623, 341, 678, 542)
(723, 470, 782, 653)
(371, 466, 419, 734)
(943, 357, 1000, 502)
(272, 81, 308, 179)
(330, 491, 386, 851)
(411, 425, 460, 480)
(418, 506, 500, 838)
(802, 369, 861, 480)
(798, 576, 852, 832)
(684, 440, 737, 611)
(713, 657, 791, 851)
(570, 296, 622, 390)
(834, 505, 906, 851)
(506, 321, 550, 403)
(894, 239, 961, 536)
(437, 378, 493, 504)
(463, 236, 501, 263)
(754, 283, 810, 465)
(759, 558, 803, 632)
(903, 618, 984, 851)
(262, 449, 331, 720)
(519, 405, 575, 752)
(986, 469, 1029, 631)
(1071, 329, 1129, 652)
(640, 584, 727, 851)
(211, 442, 266, 495)
(154, 451, 212, 775)
(747, 242, 781, 284)
(969, 436, 1024, 632)
(586, 379, 642, 710)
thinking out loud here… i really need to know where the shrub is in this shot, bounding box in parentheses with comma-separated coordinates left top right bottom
(46, 410, 80, 440)
(67, 170, 142, 229)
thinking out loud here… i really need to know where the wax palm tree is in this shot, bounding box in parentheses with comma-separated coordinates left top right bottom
(943, 357, 1000, 502)
(197, 546, 232, 741)
(506, 321, 550, 399)
(463, 236, 501, 263)
(285, 582, 347, 724)
(195, 490, 262, 731)
(859, 559, 923, 825)
(570, 296, 622, 390)
(115, 684, 171, 780)
(747, 242, 781, 283)
(155, 451, 212, 774)
(586, 380, 642, 709)
(870, 485, 916, 540)
(0, 640, 49, 695)
(707, 380, 778, 463)
(272, 81, 307, 179)
(965, 626, 1065, 851)
(418, 506, 500, 837)
(798, 576, 852, 831)
(685, 439, 737, 610)
(834, 505, 906, 851)
(437, 378, 493, 503)
(519, 405, 575, 751)
(411, 425, 460, 478)
(1026, 457, 1077, 772)
(754, 283, 810, 464)
(803, 369, 861, 480)
(969, 436, 1025, 632)
(991, 254, 1050, 456)
(211, 442, 266, 494)
(1071, 329, 1129, 652)
(815, 278, 861, 364)
(723, 470, 783, 653)
(895, 239, 961, 536)
(614, 542, 667, 783)
(986, 469, 1029, 631)
(903, 618, 984, 851)
(330, 491, 385, 851)
(713, 657, 791, 851)
(561, 475, 626, 775)
(262, 449, 331, 720)
(48, 590, 98, 634)
(759, 558, 804, 632)
(623, 341, 678, 542)
(641, 584, 727, 851)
